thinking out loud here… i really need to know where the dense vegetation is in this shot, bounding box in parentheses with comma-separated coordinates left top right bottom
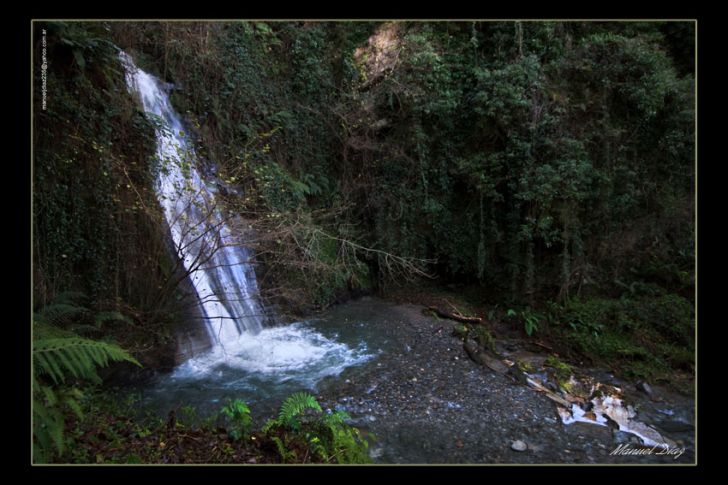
(32, 20, 695, 464)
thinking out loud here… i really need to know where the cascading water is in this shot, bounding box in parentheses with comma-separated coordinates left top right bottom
(118, 51, 373, 410)
(119, 51, 264, 345)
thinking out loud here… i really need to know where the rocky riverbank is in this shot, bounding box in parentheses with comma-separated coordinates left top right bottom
(313, 297, 695, 464)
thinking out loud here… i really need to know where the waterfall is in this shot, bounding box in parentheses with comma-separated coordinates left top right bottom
(119, 51, 265, 346)
(119, 51, 373, 396)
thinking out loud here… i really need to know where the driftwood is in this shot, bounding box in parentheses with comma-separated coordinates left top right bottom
(463, 339, 509, 374)
(530, 341, 554, 352)
(426, 306, 483, 324)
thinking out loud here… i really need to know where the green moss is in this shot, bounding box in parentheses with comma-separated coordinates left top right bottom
(452, 323, 469, 339)
(544, 355, 573, 383)
(516, 359, 535, 373)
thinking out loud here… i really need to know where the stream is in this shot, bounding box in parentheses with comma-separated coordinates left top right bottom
(134, 296, 695, 464)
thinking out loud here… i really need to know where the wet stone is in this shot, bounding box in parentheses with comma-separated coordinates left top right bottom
(613, 430, 641, 445)
(655, 419, 694, 433)
(511, 440, 528, 452)
(636, 381, 654, 398)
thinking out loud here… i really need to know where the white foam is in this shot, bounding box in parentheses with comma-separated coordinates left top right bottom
(170, 322, 373, 386)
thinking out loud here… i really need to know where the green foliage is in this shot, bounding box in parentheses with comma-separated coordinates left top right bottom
(271, 436, 296, 462)
(522, 310, 541, 337)
(220, 399, 252, 441)
(506, 307, 541, 336)
(263, 391, 321, 433)
(32, 297, 141, 463)
(106, 21, 693, 315)
(35, 303, 89, 327)
(559, 298, 614, 336)
(34, 336, 140, 385)
(34, 21, 168, 315)
(263, 392, 371, 464)
(550, 294, 694, 379)
(94, 311, 135, 328)
(452, 323, 469, 340)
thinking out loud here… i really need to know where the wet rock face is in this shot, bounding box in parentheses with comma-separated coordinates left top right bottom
(313, 298, 695, 464)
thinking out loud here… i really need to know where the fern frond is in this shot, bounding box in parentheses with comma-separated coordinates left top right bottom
(64, 392, 84, 419)
(305, 433, 328, 461)
(271, 436, 295, 462)
(34, 303, 88, 327)
(33, 323, 77, 340)
(33, 398, 65, 457)
(322, 410, 350, 428)
(67, 324, 104, 336)
(39, 384, 57, 407)
(95, 311, 134, 327)
(278, 392, 322, 429)
(261, 418, 275, 434)
(33, 337, 141, 384)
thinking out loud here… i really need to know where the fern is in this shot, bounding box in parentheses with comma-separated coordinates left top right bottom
(271, 436, 295, 462)
(277, 392, 321, 429)
(263, 392, 372, 463)
(33, 379, 85, 461)
(33, 322, 77, 340)
(67, 324, 104, 336)
(34, 336, 141, 384)
(319, 410, 371, 464)
(94, 311, 134, 327)
(34, 303, 89, 327)
(321, 409, 349, 429)
(221, 399, 252, 441)
(304, 433, 328, 461)
(32, 297, 141, 462)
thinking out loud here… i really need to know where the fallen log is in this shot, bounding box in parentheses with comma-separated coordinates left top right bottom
(426, 306, 483, 324)
(463, 339, 509, 374)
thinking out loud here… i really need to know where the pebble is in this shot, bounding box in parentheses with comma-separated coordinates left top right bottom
(511, 440, 528, 452)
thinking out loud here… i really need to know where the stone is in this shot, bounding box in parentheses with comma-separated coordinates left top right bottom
(636, 380, 654, 398)
(655, 419, 694, 433)
(511, 440, 528, 452)
(613, 430, 632, 444)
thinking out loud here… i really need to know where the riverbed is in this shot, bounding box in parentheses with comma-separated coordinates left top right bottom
(136, 296, 695, 464)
